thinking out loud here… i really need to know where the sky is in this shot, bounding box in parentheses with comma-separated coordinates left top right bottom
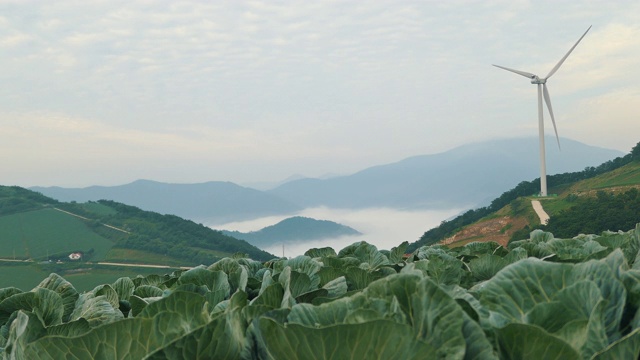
(1, 1, 639, 188)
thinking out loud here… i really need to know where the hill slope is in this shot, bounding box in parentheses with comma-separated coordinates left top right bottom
(220, 216, 362, 247)
(269, 137, 623, 209)
(0, 186, 274, 265)
(408, 142, 640, 250)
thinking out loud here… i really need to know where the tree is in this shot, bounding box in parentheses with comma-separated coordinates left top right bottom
(631, 141, 640, 160)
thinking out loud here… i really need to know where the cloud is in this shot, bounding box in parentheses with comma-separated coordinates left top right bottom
(1, 1, 638, 187)
(213, 206, 465, 257)
(565, 87, 640, 152)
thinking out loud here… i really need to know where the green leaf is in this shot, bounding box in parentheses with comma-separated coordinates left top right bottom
(70, 293, 124, 328)
(289, 271, 312, 298)
(144, 312, 246, 360)
(363, 273, 421, 320)
(4, 311, 46, 359)
(133, 285, 164, 299)
(251, 283, 284, 308)
(46, 318, 91, 337)
(591, 328, 640, 360)
(0, 287, 23, 303)
(460, 312, 498, 360)
(0, 288, 64, 327)
(258, 318, 437, 360)
(321, 276, 348, 299)
(496, 323, 581, 360)
(411, 279, 466, 359)
(316, 266, 345, 287)
(295, 288, 329, 304)
(178, 268, 231, 299)
(35, 273, 79, 322)
(129, 295, 150, 317)
(138, 291, 208, 323)
(23, 317, 168, 359)
(93, 284, 120, 310)
(132, 274, 166, 287)
(304, 247, 337, 258)
(468, 255, 509, 282)
(277, 267, 296, 308)
(338, 242, 390, 270)
(480, 259, 608, 327)
(345, 267, 382, 291)
(389, 241, 409, 264)
(207, 258, 248, 293)
(112, 277, 135, 302)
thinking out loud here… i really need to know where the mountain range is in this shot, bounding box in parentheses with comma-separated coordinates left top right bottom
(268, 137, 623, 209)
(32, 180, 301, 224)
(32, 137, 623, 224)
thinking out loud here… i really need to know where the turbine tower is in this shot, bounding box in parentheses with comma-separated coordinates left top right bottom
(494, 26, 591, 197)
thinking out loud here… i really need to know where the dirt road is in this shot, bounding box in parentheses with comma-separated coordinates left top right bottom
(531, 200, 550, 225)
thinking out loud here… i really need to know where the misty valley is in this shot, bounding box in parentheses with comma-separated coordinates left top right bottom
(1, 138, 640, 358)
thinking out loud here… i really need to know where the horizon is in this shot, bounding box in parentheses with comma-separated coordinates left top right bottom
(25, 135, 628, 189)
(2, 2, 639, 188)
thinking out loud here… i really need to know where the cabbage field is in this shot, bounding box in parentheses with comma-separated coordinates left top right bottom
(2, 224, 640, 359)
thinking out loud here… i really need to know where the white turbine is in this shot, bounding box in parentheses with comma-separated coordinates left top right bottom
(494, 26, 591, 197)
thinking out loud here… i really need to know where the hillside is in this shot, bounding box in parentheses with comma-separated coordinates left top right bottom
(409, 142, 640, 250)
(220, 216, 361, 248)
(0, 186, 274, 266)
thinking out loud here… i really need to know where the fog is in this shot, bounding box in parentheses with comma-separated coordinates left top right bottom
(212, 207, 466, 258)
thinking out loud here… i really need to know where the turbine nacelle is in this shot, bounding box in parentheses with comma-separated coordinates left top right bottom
(530, 76, 546, 85)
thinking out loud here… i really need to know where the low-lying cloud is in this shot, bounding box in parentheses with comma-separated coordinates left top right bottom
(212, 206, 465, 257)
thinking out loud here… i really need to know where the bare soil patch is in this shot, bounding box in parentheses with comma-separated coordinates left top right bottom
(441, 216, 529, 247)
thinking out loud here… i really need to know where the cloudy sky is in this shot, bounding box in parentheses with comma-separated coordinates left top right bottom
(1, 1, 639, 188)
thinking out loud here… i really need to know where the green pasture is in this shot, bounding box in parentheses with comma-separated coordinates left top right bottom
(76, 201, 117, 216)
(596, 164, 640, 188)
(105, 248, 190, 267)
(0, 208, 114, 261)
(0, 263, 45, 291)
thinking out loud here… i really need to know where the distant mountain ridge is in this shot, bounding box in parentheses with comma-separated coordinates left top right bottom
(31, 137, 623, 223)
(220, 216, 362, 248)
(268, 137, 624, 209)
(32, 179, 301, 224)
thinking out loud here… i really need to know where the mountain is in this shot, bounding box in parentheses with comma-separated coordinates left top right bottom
(32, 179, 301, 224)
(220, 216, 362, 247)
(269, 137, 624, 210)
(31, 137, 623, 224)
(0, 186, 274, 266)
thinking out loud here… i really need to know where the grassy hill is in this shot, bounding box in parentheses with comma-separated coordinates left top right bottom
(0, 186, 277, 290)
(408, 142, 640, 250)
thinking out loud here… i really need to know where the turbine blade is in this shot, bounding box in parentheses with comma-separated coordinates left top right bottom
(543, 84, 561, 150)
(492, 64, 536, 79)
(545, 25, 592, 79)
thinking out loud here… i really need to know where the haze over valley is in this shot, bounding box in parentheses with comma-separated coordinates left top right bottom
(32, 137, 624, 256)
(214, 207, 465, 258)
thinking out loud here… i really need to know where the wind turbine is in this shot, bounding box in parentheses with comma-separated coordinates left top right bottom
(494, 26, 591, 197)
